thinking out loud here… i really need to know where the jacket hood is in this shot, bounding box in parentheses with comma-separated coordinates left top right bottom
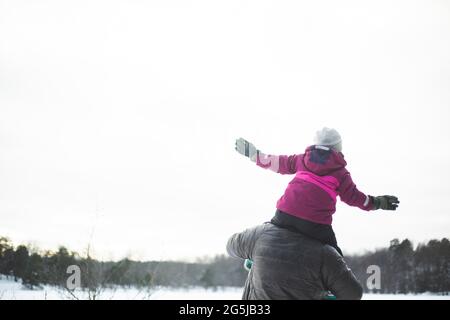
(303, 145, 347, 176)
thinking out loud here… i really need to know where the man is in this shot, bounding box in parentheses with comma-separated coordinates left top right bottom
(226, 222, 364, 300)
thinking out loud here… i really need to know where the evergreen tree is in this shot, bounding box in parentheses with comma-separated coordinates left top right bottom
(12, 245, 29, 282)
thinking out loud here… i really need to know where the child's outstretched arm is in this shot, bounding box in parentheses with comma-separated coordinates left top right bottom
(338, 172, 400, 211)
(235, 137, 300, 174)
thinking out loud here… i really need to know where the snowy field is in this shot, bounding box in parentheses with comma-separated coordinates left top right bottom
(1, 276, 449, 300)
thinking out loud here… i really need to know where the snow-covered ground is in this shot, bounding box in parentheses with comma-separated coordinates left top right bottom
(0, 276, 448, 300)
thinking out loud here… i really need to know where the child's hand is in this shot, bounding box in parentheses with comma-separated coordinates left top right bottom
(235, 138, 258, 162)
(371, 195, 400, 210)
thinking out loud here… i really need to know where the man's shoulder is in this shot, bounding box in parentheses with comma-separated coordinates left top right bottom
(240, 223, 271, 242)
(321, 244, 343, 259)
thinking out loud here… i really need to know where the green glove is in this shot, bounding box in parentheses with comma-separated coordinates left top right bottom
(371, 195, 400, 210)
(244, 259, 253, 271)
(235, 138, 259, 162)
(324, 292, 337, 300)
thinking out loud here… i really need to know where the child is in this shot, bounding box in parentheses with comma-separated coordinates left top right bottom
(235, 127, 399, 256)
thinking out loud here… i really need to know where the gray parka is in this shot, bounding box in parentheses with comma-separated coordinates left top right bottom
(226, 223, 363, 300)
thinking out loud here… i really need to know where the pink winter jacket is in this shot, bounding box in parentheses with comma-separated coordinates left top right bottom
(256, 145, 373, 225)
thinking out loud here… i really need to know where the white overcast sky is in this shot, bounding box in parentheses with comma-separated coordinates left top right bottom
(1, 0, 449, 261)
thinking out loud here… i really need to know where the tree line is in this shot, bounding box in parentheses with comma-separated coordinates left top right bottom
(0, 236, 449, 294)
(346, 238, 450, 294)
(0, 236, 246, 291)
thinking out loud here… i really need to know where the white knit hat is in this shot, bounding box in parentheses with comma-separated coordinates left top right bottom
(313, 127, 343, 152)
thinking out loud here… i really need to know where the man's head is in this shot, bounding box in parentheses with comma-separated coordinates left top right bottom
(314, 127, 342, 152)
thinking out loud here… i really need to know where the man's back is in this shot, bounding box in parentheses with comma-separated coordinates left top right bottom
(227, 223, 363, 300)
